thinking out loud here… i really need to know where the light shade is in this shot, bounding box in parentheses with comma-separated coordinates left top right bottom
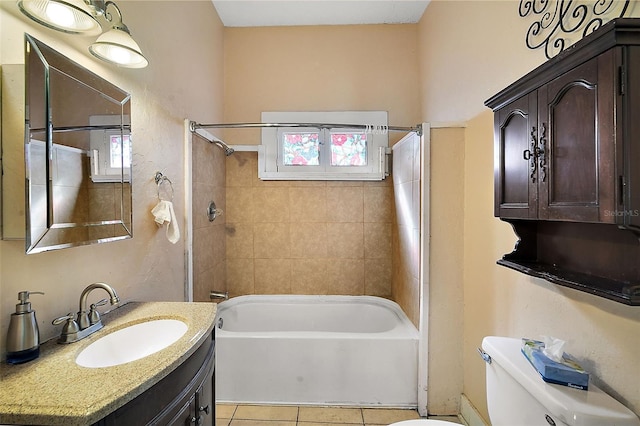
(89, 27, 148, 68)
(17, 0, 102, 35)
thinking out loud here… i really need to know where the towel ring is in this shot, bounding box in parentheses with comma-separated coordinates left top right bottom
(155, 171, 174, 201)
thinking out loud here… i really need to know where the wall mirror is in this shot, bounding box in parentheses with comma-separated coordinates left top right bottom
(24, 34, 132, 254)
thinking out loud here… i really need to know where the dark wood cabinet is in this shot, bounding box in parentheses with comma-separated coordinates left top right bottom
(95, 331, 215, 426)
(487, 18, 640, 305)
(494, 52, 619, 223)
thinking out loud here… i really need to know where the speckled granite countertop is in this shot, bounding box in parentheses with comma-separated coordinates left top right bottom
(0, 301, 217, 426)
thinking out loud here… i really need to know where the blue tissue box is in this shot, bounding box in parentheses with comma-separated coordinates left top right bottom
(521, 339, 589, 390)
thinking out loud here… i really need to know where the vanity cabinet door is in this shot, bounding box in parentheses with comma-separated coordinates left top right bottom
(494, 92, 539, 219)
(536, 50, 619, 223)
(94, 334, 215, 426)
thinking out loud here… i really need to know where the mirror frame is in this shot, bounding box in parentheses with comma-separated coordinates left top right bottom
(24, 34, 133, 254)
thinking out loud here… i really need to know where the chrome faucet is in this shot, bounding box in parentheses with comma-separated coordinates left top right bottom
(77, 282, 120, 329)
(52, 282, 120, 344)
(209, 290, 229, 301)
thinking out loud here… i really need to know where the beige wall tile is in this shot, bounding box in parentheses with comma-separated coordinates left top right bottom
(364, 222, 392, 260)
(226, 187, 254, 223)
(289, 186, 327, 222)
(291, 259, 329, 294)
(194, 268, 215, 302)
(226, 258, 255, 296)
(326, 186, 364, 222)
(364, 185, 393, 223)
(254, 258, 292, 293)
(364, 258, 392, 297)
(254, 223, 290, 258)
(226, 152, 257, 187)
(290, 223, 328, 258)
(226, 223, 254, 258)
(252, 187, 290, 222)
(326, 259, 365, 295)
(327, 223, 364, 259)
(193, 227, 216, 276)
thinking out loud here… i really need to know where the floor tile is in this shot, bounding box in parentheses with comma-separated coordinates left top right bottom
(217, 404, 238, 418)
(216, 419, 231, 426)
(362, 408, 421, 424)
(230, 421, 296, 426)
(301, 423, 363, 426)
(428, 415, 464, 424)
(298, 407, 363, 423)
(234, 405, 299, 421)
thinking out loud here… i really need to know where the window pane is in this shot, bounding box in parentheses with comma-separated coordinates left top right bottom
(282, 132, 320, 166)
(331, 132, 367, 166)
(110, 134, 131, 168)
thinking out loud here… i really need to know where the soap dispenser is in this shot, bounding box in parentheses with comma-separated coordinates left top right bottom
(6, 291, 44, 364)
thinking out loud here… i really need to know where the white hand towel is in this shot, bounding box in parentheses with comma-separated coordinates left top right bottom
(151, 200, 180, 244)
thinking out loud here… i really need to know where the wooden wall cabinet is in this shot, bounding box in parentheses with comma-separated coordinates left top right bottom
(486, 18, 640, 305)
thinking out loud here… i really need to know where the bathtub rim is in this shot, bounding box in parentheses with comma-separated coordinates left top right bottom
(214, 294, 418, 339)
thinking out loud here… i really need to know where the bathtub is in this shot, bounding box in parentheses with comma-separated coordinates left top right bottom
(215, 295, 419, 407)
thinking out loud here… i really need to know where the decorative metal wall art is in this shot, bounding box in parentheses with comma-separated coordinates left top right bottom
(520, 0, 630, 59)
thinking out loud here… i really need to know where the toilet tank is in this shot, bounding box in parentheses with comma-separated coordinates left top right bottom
(481, 336, 640, 426)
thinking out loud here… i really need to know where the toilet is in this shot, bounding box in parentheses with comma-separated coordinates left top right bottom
(391, 336, 640, 426)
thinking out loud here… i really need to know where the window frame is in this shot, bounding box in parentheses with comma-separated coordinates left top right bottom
(260, 111, 389, 181)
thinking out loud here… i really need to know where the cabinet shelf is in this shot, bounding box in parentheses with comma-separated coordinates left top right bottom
(498, 258, 640, 306)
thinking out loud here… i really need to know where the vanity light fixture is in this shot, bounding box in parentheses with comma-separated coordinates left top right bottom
(17, 0, 102, 35)
(17, 0, 148, 68)
(88, 1, 148, 68)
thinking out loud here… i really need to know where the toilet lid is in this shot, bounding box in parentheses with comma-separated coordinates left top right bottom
(389, 421, 459, 425)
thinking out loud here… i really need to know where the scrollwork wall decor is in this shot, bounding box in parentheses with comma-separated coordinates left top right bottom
(520, 0, 630, 59)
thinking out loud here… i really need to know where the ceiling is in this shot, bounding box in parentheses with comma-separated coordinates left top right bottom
(211, 0, 431, 27)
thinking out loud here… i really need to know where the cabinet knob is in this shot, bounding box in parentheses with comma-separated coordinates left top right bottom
(199, 405, 210, 415)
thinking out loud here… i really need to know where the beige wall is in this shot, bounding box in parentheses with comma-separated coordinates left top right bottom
(0, 1, 224, 355)
(222, 25, 421, 304)
(418, 0, 640, 422)
(223, 24, 421, 145)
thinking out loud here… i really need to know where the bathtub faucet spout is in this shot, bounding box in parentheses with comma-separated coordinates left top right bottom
(210, 290, 229, 301)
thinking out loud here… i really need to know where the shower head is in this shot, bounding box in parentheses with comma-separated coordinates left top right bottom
(209, 136, 235, 156)
(215, 141, 235, 156)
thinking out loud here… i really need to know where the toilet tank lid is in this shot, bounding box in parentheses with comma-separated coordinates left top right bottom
(482, 336, 640, 426)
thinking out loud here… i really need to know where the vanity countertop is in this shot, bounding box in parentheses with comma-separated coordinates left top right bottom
(0, 301, 217, 426)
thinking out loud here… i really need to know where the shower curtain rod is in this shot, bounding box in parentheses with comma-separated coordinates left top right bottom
(189, 121, 423, 136)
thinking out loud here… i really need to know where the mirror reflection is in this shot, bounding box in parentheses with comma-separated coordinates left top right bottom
(25, 34, 132, 254)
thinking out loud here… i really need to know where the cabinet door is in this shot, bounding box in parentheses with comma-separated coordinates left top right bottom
(623, 46, 640, 230)
(194, 373, 214, 426)
(494, 93, 538, 219)
(537, 51, 618, 222)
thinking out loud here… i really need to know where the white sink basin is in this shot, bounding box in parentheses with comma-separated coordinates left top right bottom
(76, 319, 188, 368)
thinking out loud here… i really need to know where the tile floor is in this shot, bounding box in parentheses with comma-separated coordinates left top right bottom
(216, 404, 464, 426)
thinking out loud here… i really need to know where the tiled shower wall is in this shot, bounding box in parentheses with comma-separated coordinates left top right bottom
(192, 133, 227, 302)
(225, 151, 395, 297)
(391, 133, 421, 327)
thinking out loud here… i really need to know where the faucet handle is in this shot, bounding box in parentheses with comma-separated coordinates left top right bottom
(88, 299, 108, 325)
(52, 314, 80, 335)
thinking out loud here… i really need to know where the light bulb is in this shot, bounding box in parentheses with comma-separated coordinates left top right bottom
(45, 2, 75, 27)
(106, 45, 133, 65)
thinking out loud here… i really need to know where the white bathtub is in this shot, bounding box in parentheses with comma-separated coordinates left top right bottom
(215, 295, 419, 407)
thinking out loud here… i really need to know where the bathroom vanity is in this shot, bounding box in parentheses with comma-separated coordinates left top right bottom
(0, 302, 216, 426)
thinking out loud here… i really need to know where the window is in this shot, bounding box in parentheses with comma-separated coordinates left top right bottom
(260, 111, 389, 180)
(89, 115, 131, 182)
